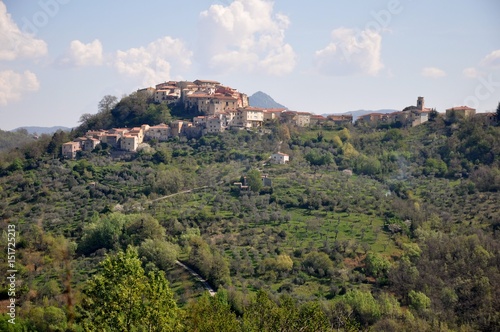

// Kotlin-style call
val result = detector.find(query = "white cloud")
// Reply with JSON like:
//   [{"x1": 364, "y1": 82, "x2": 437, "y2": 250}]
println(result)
[
  {"x1": 0, "y1": 70, "x2": 40, "y2": 105},
  {"x1": 421, "y1": 67, "x2": 446, "y2": 79},
  {"x1": 314, "y1": 27, "x2": 383, "y2": 76},
  {"x1": 0, "y1": 2, "x2": 47, "y2": 61},
  {"x1": 198, "y1": 0, "x2": 296, "y2": 75},
  {"x1": 59, "y1": 39, "x2": 103, "y2": 67},
  {"x1": 114, "y1": 36, "x2": 192, "y2": 86},
  {"x1": 480, "y1": 49, "x2": 500, "y2": 69},
  {"x1": 463, "y1": 67, "x2": 480, "y2": 79}
]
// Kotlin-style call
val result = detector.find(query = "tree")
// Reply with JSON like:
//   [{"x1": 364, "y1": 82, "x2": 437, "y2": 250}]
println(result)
[
  {"x1": 79, "y1": 247, "x2": 180, "y2": 331},
  {"x1": 77, "y1": 213, "x2": 126, "y2": 255},
  {"x1": 123, "y1": 214, "x2": 166, "y2": 246},
  {"x1": 138, "y1": 238, "x2": 179, "y2": 270},
  {"x1": 183, "y1": 291, "x2": 240, "y2": 332},
  {"x1": 98, "y1": 95, "x2": 118, "y2": 114},
  {"x1": 496, "y1": 101, "x2": 500, "y2": 124},
  {"x1": 408, "y1": 290, "x2": 431, "y2": 313},
  {"x1": 365, "y1": 253, "x2": 391, "y2": 279},
  {"x1": 247, "y1": 169, "x2": 262, "y2": 193}
]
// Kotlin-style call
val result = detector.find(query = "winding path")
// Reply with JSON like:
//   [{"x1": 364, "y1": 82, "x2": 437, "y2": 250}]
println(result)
[
  {"x1": 175, "y1": 260, "x2": 216, "y2": 296},
  {"x1": 150, "y1": 186, "x2": 209, "y2": 203}
]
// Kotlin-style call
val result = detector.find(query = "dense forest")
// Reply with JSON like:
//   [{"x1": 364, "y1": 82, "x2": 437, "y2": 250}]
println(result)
[{"x1": 0, "y1": 96, "x2": 499, "y2": 331}]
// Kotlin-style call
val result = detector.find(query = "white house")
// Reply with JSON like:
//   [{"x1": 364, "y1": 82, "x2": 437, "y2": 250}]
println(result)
[
  {"x1": 120, "y1": 135, "x2": 138, "y2": 152},
  {"x1": 271, "y1": 152, "x2": 289, "y2": 164}
]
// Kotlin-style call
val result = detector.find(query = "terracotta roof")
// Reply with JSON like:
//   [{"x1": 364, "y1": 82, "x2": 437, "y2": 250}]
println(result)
[{"x1": 446, "y1": 106, "x2": 476, "y2": 111}]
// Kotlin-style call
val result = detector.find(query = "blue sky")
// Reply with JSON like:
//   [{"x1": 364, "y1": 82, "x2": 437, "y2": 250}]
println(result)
[{"x1": 1, "y1": 0, "x2": 499, "y2": 130}]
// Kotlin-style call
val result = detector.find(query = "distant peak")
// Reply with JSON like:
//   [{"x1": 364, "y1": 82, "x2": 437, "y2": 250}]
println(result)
[{"x1": 249, "y1": 91, "x2": 287, "y2": 109}]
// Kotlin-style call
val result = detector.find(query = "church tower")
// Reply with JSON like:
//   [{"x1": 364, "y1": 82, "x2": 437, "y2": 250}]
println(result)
[{"x1": 417, "y1": 96, "x2": 424, "y2": 110}]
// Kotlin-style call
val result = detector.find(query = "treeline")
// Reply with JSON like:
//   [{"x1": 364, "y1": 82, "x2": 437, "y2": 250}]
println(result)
[
  {"x1": 1, "y1": 247, "x2": 474, "y2": 332},
  {"x1": 0, "y1": 129, "x2": 34, "y2": 153}
]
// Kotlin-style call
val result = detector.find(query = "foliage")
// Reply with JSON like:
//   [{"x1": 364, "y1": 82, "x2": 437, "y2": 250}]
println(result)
[
  {"x1": 246, "y1": 169, "x2": 263, "y2": 193},
  {"x1": 78, "y1": 247, "x2": 180, "y2": 331}
]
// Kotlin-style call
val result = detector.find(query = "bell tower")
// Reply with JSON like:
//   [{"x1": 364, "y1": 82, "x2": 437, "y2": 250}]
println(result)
[{"x1": 417, "y1": 96, "x2": 424, "y2": 110}]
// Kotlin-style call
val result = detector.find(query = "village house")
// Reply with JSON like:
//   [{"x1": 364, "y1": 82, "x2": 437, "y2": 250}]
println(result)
[
  {"x1": 281, "y1": 111, "x2": 297, "y2": 124},
  {"x1": 327, "y1": 114, "x2": 353, "y2": 126},
  {"x1": 120, "y1": 135, "x2": 138, "y2": 152},
  {"x1": 357, "y1": 113, "x2": 389, "y2": 126},
  {"x1": 310, "y1": 115, "x2": 327, "y2": 126},
  {"x1": 62, "y1": 141, "x2": 81, "y2": 159},
  {"x1": 205, "y1": 116, "x2": 225, "y2": 133},
  {"x1": 137, "y1": 87, "x2": 156, "y2": 97},
  {"x1": 234, "y1": 107, "x2": 265, "y2": 128},
  {"x1": 295, "y1": 112, "x2": 312, "y2": 127},
  {"x1": 263, "y1": 108, "x2": 286, "y2": 122},
  {"x1": 101, "y1": 134, "x2": 120, "y2": 148},
  {"x1": 446, "y1": 106, "x2": 476, "y2": 119},
  {"x1": 475, "y1": 112, "x2": 496, "y2": 125},
  {"x1": 271, "y1": 152, "x2": 289, "y2": 164},
  {"x1": 145, "y1": 123, "x2": 170, "y2": 141}
]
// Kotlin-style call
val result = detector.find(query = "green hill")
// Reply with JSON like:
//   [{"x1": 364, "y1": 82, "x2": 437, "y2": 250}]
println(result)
[{"x1": 0, "y1": 95, "x2": 499, "y2": 330}]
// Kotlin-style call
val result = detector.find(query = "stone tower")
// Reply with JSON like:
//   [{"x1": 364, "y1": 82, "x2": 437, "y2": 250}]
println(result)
[{"x1": 417, "y1": 96, "x2": 424, "y2": 110}]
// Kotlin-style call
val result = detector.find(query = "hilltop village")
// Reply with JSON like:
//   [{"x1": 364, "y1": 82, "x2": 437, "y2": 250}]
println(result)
[{"x1": 62, "y1": 79, "x2": 496, "y2": 158}]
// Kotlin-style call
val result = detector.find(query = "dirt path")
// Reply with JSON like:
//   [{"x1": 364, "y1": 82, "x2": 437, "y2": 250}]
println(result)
[
  {"x1": 150, "y1": 186, "x2": 209, "y2": 203},
  {"x1": 175, "y1": 260, "x2": 216, "y2": 296}
]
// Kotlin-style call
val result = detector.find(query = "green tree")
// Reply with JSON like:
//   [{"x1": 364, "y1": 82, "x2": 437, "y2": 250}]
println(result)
[
  {"x1": 79, "y1": 247, "x2": 180, "y2": 332},
  {"x1": 138, "y1": 238, "x2": 179, "y2": 270},
  {"x1": 247, "y1": 169, "x2": 263, "y2": 193},
  {"x1": 408, "y1": 290, "x2": 431, "y2": 313},
  {"x1": 303, "y1": 251, "x2": 334, "y2": 277},
  {"x1": 365, "y1": 253, "x2": 391, "y2": 279},
  {"x1": 343, "y1": 289, "x2": 381, "y2": 326},
  {"x1": 123, "y1": 214, "x2": 166, "y2": 246},
  {"x1": 29, "y1": 306, "x2": 67, "y2": 332},
  {"x1": 77, "y1": 212, "x2": 126, "y2": 255},
  {"x1": 183, "y1": 291, "x2": 240, "y2": 332}
]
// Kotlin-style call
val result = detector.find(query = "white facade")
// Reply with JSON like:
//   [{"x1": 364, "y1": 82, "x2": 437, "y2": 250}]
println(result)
[
  {"x1": 62, "y1": 142, "x2": 81, "y2": 159},
  {"x1": 271, "y1": 153, "x2": 289, "y2": 164},
  {"x1": 121, "y1": 135, "x2": 138, "y2": 151}
]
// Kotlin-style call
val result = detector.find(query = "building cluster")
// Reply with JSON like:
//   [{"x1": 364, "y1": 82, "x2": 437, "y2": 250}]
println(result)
[
  {"x1": 61, "y1": 121, "x2": 198, "y2": 159},
  {"x1": 138, "y1": 79, "x2": 354, "y2": 133},
  {"x1": 63, "y1": 80, "x2": 496, "y2": 159},
  {"x1": 445, "y1": 106, "x2": 496, "y2": 125},
  {"x1": 356, "y1": 97, "x2": 433, "y2": 127},
  {"x1": 356, "y1": 96, "x2": 496, "y2": 127}
]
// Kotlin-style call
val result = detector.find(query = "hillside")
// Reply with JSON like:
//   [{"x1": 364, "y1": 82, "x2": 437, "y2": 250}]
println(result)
[
  {"x1": 249, "y1": 91, "x2": 287, "y2": 109},
  {"x1": 0, "y1": 94, "x2": 499, "y2": 330}
]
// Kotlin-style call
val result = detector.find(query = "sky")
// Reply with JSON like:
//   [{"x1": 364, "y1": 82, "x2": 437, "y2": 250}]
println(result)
[{"x1": 1, "y1": 0, "x2": 499, "y2": 130}]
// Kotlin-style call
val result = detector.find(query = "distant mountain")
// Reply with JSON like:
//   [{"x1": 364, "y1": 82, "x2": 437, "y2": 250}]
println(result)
[
  {"x1": 249, "y1": 91, "x2": 287, "y2": 109},
  {"x1": 11, "y1": 126, "x2": 72, "y2": 135},
  {"x1": 323, "y1": 109, "x2": 398, "y2": 122}
]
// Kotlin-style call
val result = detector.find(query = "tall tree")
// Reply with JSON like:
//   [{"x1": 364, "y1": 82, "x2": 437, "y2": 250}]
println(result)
[
  {"x1": 78, "y1": 247, "x2": 180, "y2": 332},
  {"x1": 98, "y1": 95, "x2": 118, "y2": 114}
]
